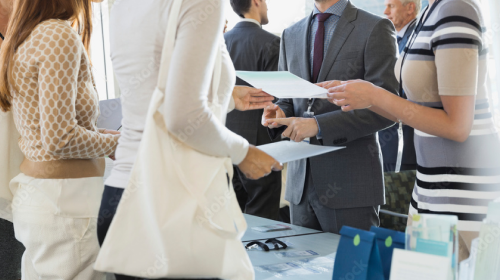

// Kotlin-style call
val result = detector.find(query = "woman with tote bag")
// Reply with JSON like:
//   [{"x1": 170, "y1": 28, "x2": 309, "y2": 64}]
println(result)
[
  {"x1": 0, "y1": 0, "x2": 121, "y2": 278},
  {"x1": 95, "y1": 0, "x2": 282, "y2": 279}
]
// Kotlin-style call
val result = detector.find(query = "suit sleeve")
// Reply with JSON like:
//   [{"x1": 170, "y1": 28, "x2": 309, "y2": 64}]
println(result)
[
  {"x1": 315, "y1": 18, "x2": 398, "y2": 146},
  {"x1": 268, "y1": 29, "x2": 295, "y2": 140},
  {"x1": 264, "y1": 36, "x2": 281, "y2": 71}
]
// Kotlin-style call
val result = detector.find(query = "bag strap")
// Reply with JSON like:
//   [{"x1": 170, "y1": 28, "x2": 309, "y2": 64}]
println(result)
[
  {"x1": 157, "y1": 0, "x2": 222, "y2": 106},
  {"x1": 211, "y1": 44, "x2": 222, "y2": 106},
  {"x1": 156, "y1": 0, "x2": 184, "y2": 92}
]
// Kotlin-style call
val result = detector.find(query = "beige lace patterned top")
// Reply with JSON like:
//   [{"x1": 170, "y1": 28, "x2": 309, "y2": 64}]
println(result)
[{"x1": 10, "y1": 19, "x2": 119, "y2": 178}]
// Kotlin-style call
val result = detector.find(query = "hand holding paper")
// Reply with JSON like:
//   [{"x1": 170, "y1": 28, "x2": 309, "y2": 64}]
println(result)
[
  {"x1": 238, "y1": 145, "x2": 283, "y2": 180},
  {"x1": 232, "y1": 86, "x2": 275, "y2": 111},
  {"x1": 316, "y1": 80, "x2": 343, "y2": 90},
  {"x1": 267, "y1": 118, "x2": 319, "y2": 143},
  {"x1": 326, "y1": 80, "x2": 377, "y2": 111}
]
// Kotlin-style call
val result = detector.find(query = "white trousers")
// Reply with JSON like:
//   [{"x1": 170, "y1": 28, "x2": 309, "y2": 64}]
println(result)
[{"x1": 10, "y1": 174, "x2": 105, "y2": 280}]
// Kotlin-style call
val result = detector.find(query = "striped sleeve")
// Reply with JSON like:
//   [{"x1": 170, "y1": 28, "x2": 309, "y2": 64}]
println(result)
[{"x1": 433, "y1": 1, "x2": 483, "y2": 96}]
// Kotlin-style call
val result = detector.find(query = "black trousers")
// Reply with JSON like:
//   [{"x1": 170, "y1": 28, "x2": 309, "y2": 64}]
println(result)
[
  {"x1": 0, "y1": 219, "x2": 24, "y2": 279},
  {"x1": 383, "y1": 163, "x2": 417, "y2": 173},
  {"x1": 233, "y1": 167, "x2": 282, "y2": 220},
  {"x1": 97, "y1": 185, "x2": 218, "y2": 280},
  {"x1": 232, "y1": 124, "x2": 282, "y2": 221}
]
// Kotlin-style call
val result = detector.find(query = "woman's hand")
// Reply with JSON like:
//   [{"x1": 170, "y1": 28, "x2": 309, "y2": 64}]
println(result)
[
  {"x1": 316, "y1": 80, "x2": 342, "y2": 90},
  {"x1": 326, "y1": 80, "x2": 378, "y2": 111},
  {"x1": 233, "y1": 86, "x2": 275, "y2": 111},
  {"x1": 99, "y1": 128, "x2": 121, "y2": 135},
  {"x1": 238, "y1": 145, "x2": 283, "y2": 180},
  {"x1": 261, "y1": 104, "x2": 287, "y2": 128},
  {"x1": 99, "y1": 129, "x2": 120, "y2": 160}
]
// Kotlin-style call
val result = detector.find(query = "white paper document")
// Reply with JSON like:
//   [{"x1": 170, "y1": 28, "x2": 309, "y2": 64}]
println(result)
[
  {"x1": 97, "y1": 98, "x2": 122, "y2": 130},
  {"x1": 390, "y1": 249, "x2": 451, "y2": 280},
  {"x1": 236, "y1": 71, "x2": 329, "y2": 99},
  {"x1": 257, "y1": 141, "x2": 344, "y2": 163}
]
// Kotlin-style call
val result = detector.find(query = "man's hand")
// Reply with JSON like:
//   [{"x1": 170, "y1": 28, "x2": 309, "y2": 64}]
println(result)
[
  {"x1": 233, "y1": 86, "x2": 275, "y2": 111},
  {"x1": 266, "y1": 117, "x2": 319, "y2": 142},
  {"x1": 261, "y1": 104, "x2": 287, "y2": 128}
]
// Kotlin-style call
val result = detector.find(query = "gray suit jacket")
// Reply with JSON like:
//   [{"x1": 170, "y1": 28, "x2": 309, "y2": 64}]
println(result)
[
  {"x1": 225, "y1": 22, "x2": 280, "y2": 145},
  {"x1": 270, "y1": 2, "x2": 399, "y2": 209}
]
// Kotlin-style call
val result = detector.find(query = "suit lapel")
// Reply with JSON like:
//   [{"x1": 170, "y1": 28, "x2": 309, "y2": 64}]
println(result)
[
  {"x1": 298, "y1": 12, "x2": 314, "y2": 82},
  {"x1": 399, "y1": 19, "x2": 417, "y2": 53},
  {"x1": 317, "y1": 3, "x2": 358, "y2": 82}
]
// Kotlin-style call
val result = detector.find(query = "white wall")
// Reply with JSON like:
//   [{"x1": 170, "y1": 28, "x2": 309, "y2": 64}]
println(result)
[{"x1": 224, "y1": 0, "x2": 306, "y2": 36}]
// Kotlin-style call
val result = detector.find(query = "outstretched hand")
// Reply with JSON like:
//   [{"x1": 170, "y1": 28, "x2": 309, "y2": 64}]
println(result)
[
  {"x1": 326, "y1": 80, "x2": 376, "y2": 111},
  {"x1": 233, "y1": 86, "x2": 275, "y2": 111}
]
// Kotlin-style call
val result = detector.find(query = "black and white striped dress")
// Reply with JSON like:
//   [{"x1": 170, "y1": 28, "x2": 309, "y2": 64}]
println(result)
[{"x1": 395, "y1": 0, "x2": 500, "y2": 232}]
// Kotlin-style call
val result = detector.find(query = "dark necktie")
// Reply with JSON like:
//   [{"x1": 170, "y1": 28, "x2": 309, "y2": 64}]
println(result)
[
  {"x1": 312, "y1": 13, "x2": 333, "y2": 83},
  {"x1": 397, "y1": 36, "x2": 402, "y2": 45}
]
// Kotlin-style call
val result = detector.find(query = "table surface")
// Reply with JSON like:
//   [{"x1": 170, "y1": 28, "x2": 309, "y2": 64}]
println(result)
[
  {"x1": 242, "y1": 214, "x2": 321, "y2": 242},
  {"x1": 243, "y1": 214, "x2": 340, "y2": 280},
  {"x1": 245, "y1": 233, "x2": 340, "y2": 280}
]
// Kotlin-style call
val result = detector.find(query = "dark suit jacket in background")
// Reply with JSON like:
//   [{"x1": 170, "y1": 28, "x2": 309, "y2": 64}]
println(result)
[
  {"x1": 224, "y1": 22, "x2": 280, "y2": 145},
  {"x1": 224, "y1": 21, "x2": 282, "y2": 220},
  {"x1": 270, "y1": 2, "x2": 399, "y2": 210},
  {"x1": 379, "y1": 19, "x2": 417, "y2": 172}
]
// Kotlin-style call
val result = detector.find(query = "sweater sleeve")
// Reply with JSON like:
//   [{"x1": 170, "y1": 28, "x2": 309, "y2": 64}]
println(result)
[
  {"x1": 161, "y1": 0, "x2": 249, "y2": 165},
  {"x1": 37, "y1": 23, "x2": 119, "y2": 159}
]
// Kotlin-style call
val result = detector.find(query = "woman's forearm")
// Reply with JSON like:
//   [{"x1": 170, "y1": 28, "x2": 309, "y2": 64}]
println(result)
[{"x1": 370, "y1": 87, "x2": 474, "y2": 142}]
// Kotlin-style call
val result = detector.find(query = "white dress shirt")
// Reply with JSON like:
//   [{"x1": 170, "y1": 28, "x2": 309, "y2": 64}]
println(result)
[
  {"x1": 397, "y1": 18, "x2": 417, "y2": 38},
  {"x1": 240, "y1": 18, "x2": 261, "y2": 27}
]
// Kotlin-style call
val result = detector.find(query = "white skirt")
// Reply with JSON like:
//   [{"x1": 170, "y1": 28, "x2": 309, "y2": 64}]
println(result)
[{"x1": 10, "y1": 173, "x2": 105, "y2": 280}]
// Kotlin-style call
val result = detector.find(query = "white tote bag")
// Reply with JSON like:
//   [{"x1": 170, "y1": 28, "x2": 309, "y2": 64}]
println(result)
[
  {"x1": 94, "y1": 0, "x2": 254, "y2": 279},
  {"x1": 0, "y1": 110, "x2": 24, "y2": 222}
]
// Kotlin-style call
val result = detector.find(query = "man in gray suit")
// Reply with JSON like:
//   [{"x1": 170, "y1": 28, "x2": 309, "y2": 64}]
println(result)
[
  {"x1": 225, "y1": 0, "x2": 282, "y2": 220},
  {"x1": 262, "y1": 0, "x2": 399, "y2": 233}
]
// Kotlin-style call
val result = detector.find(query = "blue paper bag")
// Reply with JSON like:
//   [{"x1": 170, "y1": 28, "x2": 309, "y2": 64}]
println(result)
[
  {"x1": 332, "y1": 226, "x2": 384, "y2": 280},
  {"x1": 370, "y1": 226, "x2": 405, "y2": 280}
]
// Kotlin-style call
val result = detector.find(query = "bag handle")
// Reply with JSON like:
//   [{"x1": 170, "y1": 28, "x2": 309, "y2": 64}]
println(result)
[
  {"x1": 157, "y1": 0, "x2": 222, "y2": 106},
  {"x1": 156, "y1": 0, "x2": 184, "y2": 91}
]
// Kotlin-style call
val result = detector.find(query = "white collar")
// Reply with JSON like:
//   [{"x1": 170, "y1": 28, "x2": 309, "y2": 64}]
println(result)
[
  {"x1": 397, "y1": 18, "x2": 416, "y2": 38},
  {"x1": 240, "y1": 18, "x2": 261, "y2": 28}
]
